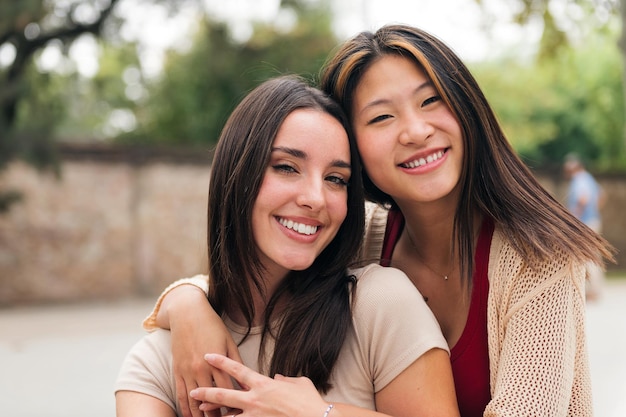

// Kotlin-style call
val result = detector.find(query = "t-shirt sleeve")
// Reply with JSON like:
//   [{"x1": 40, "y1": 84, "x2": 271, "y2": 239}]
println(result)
[
  {"x1": 351, "y1": 264, "x2": 449, "y2": 392},
  {"x1": 114, "y1": 329, "x2": 177, "y2": 412},
  {"x1": 142, "y1": 275, "x2": 209, "y2": 331}
]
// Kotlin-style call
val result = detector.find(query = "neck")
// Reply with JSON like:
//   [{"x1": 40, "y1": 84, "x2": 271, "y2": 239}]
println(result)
[
  {"x1": 395, "y1": 200, "x2": 482, "y2": 279},
  {"x1": 397, "y1": 200, "x2": 456, "y2": 261},
  {"x1": 403, "y1": 226, "x2": 455, "y2": 279}
]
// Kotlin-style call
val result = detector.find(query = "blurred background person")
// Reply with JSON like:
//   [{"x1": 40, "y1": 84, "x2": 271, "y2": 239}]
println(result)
[{"x1": 563, "y1": 152, "x2": 606, "y2": 301}]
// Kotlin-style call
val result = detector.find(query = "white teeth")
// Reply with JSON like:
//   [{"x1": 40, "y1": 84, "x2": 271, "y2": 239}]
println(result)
[
  {"x1": 278, "y1": 218, "x2": 318, "y2": 235},
  {"x1": 403, "y1": 150, "x2": 444, "y2": 168}
]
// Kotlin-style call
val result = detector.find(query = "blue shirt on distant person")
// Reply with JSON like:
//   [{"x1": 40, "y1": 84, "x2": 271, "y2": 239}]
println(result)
[{"x1": 567, "y1": 170, "x2": 601, "y2": 225}]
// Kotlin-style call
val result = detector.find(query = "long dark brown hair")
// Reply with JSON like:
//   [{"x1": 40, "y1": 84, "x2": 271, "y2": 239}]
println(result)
[
  {"x1": 207, "y1": 75, "x2": 365, "y2": 392},
  {"x1": 320, "y1": 24, "x2": 614, "y2": 283}
]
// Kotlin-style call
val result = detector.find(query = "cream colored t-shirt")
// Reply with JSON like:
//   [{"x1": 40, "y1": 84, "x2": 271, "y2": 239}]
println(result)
[{"x1": 115, "y1": 264, "x2": 448, "y2": 412}]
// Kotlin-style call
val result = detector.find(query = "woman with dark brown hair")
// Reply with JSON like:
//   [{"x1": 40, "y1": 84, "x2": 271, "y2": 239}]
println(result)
[
  {"x1": 114, "y1": 74, "x2": 458, "y2": 417},
  {"x1": 143, "y1": 25, "x2": 614, "y2": 417}
]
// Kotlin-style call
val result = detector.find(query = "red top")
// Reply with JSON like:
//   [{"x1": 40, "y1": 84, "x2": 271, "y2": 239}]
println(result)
[{"x1": 381, "y1": 208, "x2": 493, "y2": 416}]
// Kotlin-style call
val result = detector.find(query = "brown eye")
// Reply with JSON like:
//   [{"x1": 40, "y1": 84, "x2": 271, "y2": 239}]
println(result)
[
  {"x1": 368, "y1": 114, "x2": 392, "y2": 125},
  {"x1": 422, "y1": 95, "x2": 441, "y2": 107},
  {"x1": 326, "y1": 175, "x2": 349, "y2": 187},
  {"x1": 272, "y1": 164, "x2": 297, "y2": 174}
]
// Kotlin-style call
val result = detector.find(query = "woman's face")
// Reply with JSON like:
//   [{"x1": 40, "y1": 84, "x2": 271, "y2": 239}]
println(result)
[
  {"x1": 252, "y1": 108, "x2": 351, "y2": 280},
  {"x1": 351, "y1": 55, "x2": 464, "y2": 207}
]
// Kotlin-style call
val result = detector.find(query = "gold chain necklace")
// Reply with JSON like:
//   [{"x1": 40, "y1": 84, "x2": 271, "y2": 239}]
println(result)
[
  {"x1": 417, "y1": 257, "x2": 453, "y2": 280},
  {"x1": 406, "y1": 232, "x2": 453, "y2": 281}
]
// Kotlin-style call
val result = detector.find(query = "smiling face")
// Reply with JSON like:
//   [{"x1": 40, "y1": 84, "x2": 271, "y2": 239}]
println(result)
[
  {"x1": 351, "y1": 55, "x2": 464, "y2": 208},
  {"x1": 252, "y1": 108, "x2": 351, "y2": 281}
]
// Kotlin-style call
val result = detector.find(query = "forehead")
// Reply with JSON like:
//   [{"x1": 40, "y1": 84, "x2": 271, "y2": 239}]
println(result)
[
  {"x1": 360, "y1": 55, "x2": 427, "y2": 90},
  {"x1": 351, "y1": 55, "x2": 431, "y2": 116},
  {"x1": 273, "y1": 108, "x2": 350, "y2": 160}
]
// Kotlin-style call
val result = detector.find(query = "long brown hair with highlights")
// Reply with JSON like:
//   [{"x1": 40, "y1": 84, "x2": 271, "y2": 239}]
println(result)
[{"x1": 320, "y1": 24, "x2": 614, "y2": 284}]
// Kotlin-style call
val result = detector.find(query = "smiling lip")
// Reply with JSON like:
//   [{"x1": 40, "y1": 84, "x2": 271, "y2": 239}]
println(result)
[
  {"x1": 399, "y1": 149, "x2": 447, "y2": 169},
  {"x1": 277, "y1": 217, "x2": 320, "y2": 236}
]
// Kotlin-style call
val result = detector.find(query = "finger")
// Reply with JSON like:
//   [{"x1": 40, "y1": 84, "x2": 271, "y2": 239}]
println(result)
[
  {"x1": 176, "y1": 375, "x2": 208, "y2": 417},
  {"x1": 196, "y1": 401, "x2": 223, "y2": 415},
  {"x1": 194, "y1": 371, "x2": 218, "y2": 397},
  {"x1": 187, "y1": 388, "x2": 206, "y2": 417},
  {"x1": 197, "y1": 395, "x2": 221, "y2": 417},
  {"x1": 226, "y1": 339, "x2": 244, "y2": 364},
  {"x1": 221, "y1": 343, "x2": 245, "y2": 389},
  {"x1": 198, "y1": 402, "x2": 241, "y2": 416},
  {"x1": 203, "y1": 408, "x2": 221, "y2": 417},
  {"x1": 175, "y1": 376, "x2": 193, "y2": 417},
  {"x1": 212, "y1": 367, "x2": 236, "y2": 391},
  {"x1": 204, "y1": 354, "x2": 261, "y2": 389},
  {"x1": 190, "y1": 387, "x2": 245, "y2": 410}
]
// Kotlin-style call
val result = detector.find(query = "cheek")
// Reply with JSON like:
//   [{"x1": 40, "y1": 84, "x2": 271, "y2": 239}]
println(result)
[
  {"x1": 329, "y1": 191, "x2": 349, "y2": 224},
  {"x1": 356, "y1": 139, "x2": 387, "y2": 183},
  {"x1": 355, "y1": 134, "x2": 379, "y2": 167}
]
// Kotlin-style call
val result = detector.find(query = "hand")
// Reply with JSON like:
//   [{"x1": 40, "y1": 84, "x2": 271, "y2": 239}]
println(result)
[
  {"x1": 190, "y1": 354, "x2": 328, "y2": 417},
  {"x1": 172, "y1": 326, "x2": 242, "y2": 417},
  {"x1": 161, "y1": 285, "x2": 243, "y2": 417}
]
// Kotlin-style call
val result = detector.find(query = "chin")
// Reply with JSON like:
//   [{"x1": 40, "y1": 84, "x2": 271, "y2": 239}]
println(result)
[{"x1": 284, "y1": 256, "x2": 318, "y2": 271}]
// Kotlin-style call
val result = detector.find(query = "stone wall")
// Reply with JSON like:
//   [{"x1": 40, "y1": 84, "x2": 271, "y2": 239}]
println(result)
[
  {"x1": 1, "y1": 146, "x2": 624, "y2": 305},
  {"x1": 0, "y1": 146, "x2": 211, "y2": 305}
]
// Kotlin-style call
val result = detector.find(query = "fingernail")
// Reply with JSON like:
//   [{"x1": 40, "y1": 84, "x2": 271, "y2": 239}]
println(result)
[{"x1": 189, "y1": 389, "x2": 198, "y2": 398}]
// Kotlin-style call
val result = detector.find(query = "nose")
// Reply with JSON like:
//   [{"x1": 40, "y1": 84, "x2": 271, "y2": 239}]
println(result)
[
  {"x1": 398, "y1": 110, "x2": 434, "y2": 145},
  {"x1": 296, "y1": 177, "x2": 325, "y2": 211}
]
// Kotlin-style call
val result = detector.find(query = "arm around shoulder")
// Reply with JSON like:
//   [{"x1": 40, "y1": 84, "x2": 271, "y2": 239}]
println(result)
[
  {"x1": 142, "y1": 275, "x2": 209, "y2": 331},
  {"x1": 139, "y1": 274, "x2": 243, "y2": 417}
]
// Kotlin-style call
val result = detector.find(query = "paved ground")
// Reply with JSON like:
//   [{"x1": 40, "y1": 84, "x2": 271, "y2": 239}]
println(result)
[{"x1": 1, "y1": 280, "x2": 625, "y2": 417}]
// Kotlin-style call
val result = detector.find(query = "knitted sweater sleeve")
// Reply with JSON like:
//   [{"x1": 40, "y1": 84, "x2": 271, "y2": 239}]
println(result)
[
  {"x1": 485, "y1": 229, "x2": 591, "y2": 416},
  {"x1": 360, "y1": 201, "x2": 388, "y2": 263},
  {"x1": 142, "y1": 275, "x2": 209, "y2": 331}
]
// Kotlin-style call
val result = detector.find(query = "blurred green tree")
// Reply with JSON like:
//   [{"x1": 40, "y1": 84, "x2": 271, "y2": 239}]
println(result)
[
  {"x1": 473, "y1": 29, "x2": 624, "y2": 169},
  {"x1": 0, "y1": 0, "x2": 122, "y2": 211},
  {"x1": 121, "y1": 1, "x2": 338, "y2": 145},
  {"x1": 474, "y1": 0, "x2": 619, "y2": 58},
  {"x1": 474, "y1": 0, "x2": 625, "y2": 165}
]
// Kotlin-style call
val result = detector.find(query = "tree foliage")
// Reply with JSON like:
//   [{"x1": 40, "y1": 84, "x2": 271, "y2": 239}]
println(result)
[
  {"x1": 120, "y1": 2, "x2": 338, "y2": 145},
  {"x1": 475, "y1": 0, "x2": 619, "y2": 58},
  {"x1": 0, "y1": 0, "x2": 122, "y2": 211},
  {"x1": 0, "y1": 0, "x2": 121, "y2": 144},
  {"x1": 476, "y1": 0, "x2": 626, "y2": 168},
  {"x1": 1, "y1": 0, "x2": 625, "y2": 216},
  {"x1": 473, "y1": 28, "x2": 624, "y2": 169}
]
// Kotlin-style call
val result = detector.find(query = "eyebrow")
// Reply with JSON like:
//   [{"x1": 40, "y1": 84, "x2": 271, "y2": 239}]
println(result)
[
  {"x1": 358, "y1": 80, "x2": 433, "y2": 115},
  {"x1": 272, "y1": 146, "x2": 351, "y2": 169}
]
